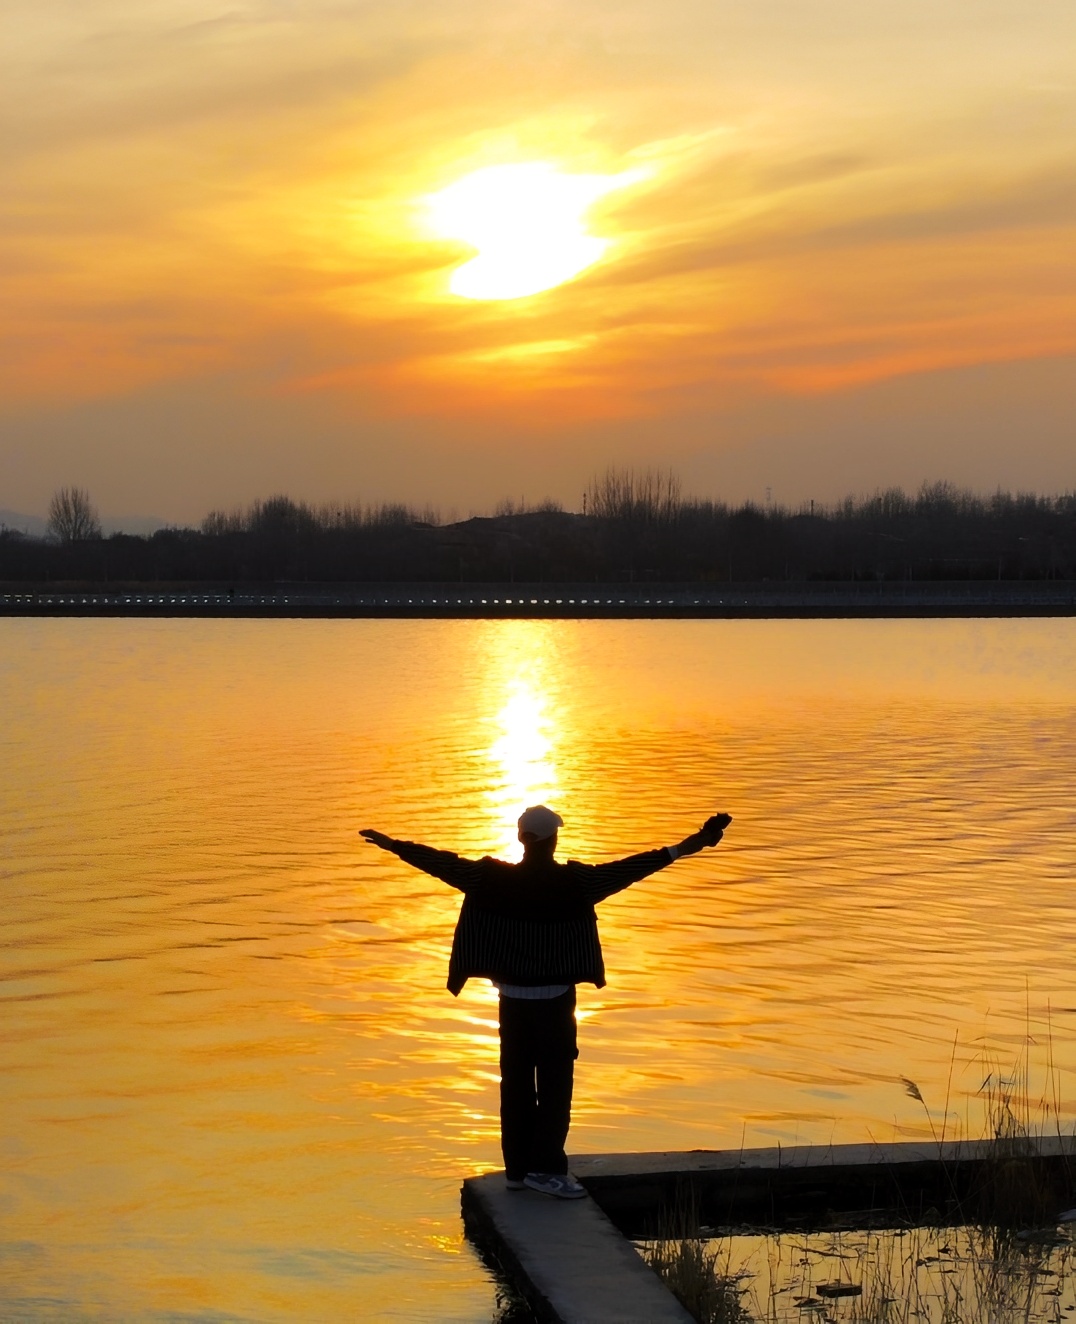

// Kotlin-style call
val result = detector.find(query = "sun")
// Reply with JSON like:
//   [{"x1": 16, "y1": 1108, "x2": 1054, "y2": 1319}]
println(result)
[{"x1": 426, "y1": 162, "x2": 643, "y2": 301}]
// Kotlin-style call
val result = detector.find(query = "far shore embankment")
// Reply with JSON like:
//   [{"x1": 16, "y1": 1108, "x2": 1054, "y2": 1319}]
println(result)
[{"x1": 3, "y1": 580, "x2": 1075, "y2": 618}]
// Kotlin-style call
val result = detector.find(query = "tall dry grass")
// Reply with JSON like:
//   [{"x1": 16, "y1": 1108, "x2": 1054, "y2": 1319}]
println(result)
[{"x1": 645, "y1": 1024, "x2": 1075, "y2": 1324}]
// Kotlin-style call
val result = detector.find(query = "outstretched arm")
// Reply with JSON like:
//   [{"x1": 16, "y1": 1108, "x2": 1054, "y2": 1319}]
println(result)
[
  {"x1": 576, "y1": 811, "x2": 732, "y2": 903},
  {"x1": 667, "y1": 812, "x2": 732, "y2": 860},
  {"x1": 359, "y1": 828, "x2": 485, "y2": 893},
  {"x1": 360, "y1": 829, "x2": 397, "y2": 851}
]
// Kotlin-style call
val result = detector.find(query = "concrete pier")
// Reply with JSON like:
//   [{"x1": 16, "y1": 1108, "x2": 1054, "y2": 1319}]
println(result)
[
  {"x1": 463, "y1": 1139, "x2": 1076, "y2": 1321},
  {"x1": 461, "y1": 1172, "x2": 693, "y2": 1324},
  {"x1": 573, "y1": 1138, "x2": 1076, "y2": 1236}
]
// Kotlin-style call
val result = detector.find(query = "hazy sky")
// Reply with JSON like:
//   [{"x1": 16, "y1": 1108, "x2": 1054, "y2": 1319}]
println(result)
[{"x1": 3, "y1": 1, "x2": 1075, "y2": 523}]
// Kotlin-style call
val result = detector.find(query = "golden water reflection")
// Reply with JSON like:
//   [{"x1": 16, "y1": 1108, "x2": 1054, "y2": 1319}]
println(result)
[
  {"x1": 482, "y1": 627, "x2": 561, "y2": 857},
  {"x1": 3, "y1": 618, "x2": 1076, "y2": 1321}
]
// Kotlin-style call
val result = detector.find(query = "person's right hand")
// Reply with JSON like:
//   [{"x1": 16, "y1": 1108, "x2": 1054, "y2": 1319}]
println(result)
[{"x1": 359, "y1": 828, "x2": 395, "y2": 850}]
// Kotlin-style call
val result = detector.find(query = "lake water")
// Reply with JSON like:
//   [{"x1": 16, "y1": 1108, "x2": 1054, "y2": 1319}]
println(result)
[
  {"x1": 3, "y1": 618, "x2": 1076, "y2": 1321},
  {"x1": 710, "y1": 1224, "x2": 1076, "y2": 1322}
]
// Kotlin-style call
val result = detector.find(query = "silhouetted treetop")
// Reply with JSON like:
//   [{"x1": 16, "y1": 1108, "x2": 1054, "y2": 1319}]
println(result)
[
  {"x1": 47, "y1": 487, "x2": 101, "y2": 542},
  {"x1": 5, "y1": 474, "x2": 1075, "y2": 587}
]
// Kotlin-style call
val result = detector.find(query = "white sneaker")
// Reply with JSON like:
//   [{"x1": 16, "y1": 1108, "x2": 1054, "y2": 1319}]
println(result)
[{"x1": 523, "y1": 1172, "x2": 587, "y2": 1199}]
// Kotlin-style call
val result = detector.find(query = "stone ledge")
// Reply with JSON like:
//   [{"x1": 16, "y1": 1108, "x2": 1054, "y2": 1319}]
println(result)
[
  {"x1": 573, "y1": 1139, "x2": 1076, "y2": 1237},
  {"x1": 462, "y1": 1140, "x2": 1076, "y2": 1320},
  {"x1": 461, "y1": 1171, "x2": 693, "y2": 1324}
]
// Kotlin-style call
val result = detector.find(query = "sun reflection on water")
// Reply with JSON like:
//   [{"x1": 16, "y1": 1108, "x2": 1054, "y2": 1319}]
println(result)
[{"x1": 482, "y1": 628, "x2": 562, "y2": 857}]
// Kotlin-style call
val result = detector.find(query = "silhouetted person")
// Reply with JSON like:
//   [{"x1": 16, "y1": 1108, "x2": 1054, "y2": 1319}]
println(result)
[{"x1": 360, "y1": 806, "x2": 731, "y2": 1198}]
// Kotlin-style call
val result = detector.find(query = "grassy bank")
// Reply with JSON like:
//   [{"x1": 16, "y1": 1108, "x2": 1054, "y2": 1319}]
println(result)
[{"x1": 643, "y1": 1037, "x2": 1076, "y2": 1323}]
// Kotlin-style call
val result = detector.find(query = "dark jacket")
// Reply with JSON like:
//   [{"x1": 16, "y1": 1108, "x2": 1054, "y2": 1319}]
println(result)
[{"x1": 388, "y1": 840, "x2": 675, "y2": 994}]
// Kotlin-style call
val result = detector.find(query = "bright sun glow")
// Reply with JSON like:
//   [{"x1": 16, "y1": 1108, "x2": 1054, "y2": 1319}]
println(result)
[
  {"x1": 487, "y1": 677, "x2": 559, "y2": 857},
  {"x1": 426, "y1": 162, "x2": 644, "y2": 301}
]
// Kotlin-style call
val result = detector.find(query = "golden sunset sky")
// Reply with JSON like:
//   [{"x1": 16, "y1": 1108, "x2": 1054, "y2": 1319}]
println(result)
[{"x1": 3, "y1": 1, "x2": 1075, "y2": 522}]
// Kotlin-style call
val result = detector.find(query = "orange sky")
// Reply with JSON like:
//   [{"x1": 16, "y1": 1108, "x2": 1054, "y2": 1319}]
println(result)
[{"x1": 3, "y1": 1, "x2": 1075, "y2": 523}]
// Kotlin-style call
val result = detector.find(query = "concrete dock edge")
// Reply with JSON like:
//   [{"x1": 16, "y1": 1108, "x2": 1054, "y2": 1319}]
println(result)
[
  {"x1": 462, "y1": 1140, "x2": 1075, "y2": 1321},
  {"x1": 461, "y1": 1172, "x2": 694, "y2": 1324}
]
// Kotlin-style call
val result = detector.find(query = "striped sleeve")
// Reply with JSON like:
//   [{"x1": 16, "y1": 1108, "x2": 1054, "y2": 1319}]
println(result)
[
  {"x1": 387, "y1": 840, "x2": 488, "y2": 893},
  {"x1": 569, "y1": 847, "x2": 676, "y2": 905}
]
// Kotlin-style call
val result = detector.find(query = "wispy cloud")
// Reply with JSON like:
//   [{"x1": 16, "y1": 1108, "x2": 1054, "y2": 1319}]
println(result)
[{"x1": 3, "y1": 0, "x2": 1076, "y2": 513}]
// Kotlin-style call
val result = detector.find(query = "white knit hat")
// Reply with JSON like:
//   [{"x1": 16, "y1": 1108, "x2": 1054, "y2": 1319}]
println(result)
[{"x1": 517, "y1": 805, "x2": 564, "y2": 840}]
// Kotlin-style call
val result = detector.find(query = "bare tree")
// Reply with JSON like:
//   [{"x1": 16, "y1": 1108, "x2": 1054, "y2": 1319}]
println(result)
[
  {"x1": 47, "y1": 486, "x2": 102, "y2": 541},
  {"x1": 585, "y1": 467, "x2": 683, "y2": 524}
]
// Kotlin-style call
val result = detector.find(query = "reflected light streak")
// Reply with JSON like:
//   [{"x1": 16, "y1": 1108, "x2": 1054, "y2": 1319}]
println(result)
[
  {"x1": 481, "y1": 632, "x2": 558, "y2": 857},
  {"x1": 487, "y1": 676, "x2": 560, "y2": 859}
]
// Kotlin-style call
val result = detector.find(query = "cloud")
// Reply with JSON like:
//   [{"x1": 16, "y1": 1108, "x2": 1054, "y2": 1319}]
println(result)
[{"x1": 4, "y1": 0, "x2": 1076, "y2": 513}]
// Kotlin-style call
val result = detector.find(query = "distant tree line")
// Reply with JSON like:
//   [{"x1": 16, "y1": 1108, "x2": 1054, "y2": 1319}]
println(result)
[{"x1": 3, "y1": 472, "x2": 1075, "y2": 586}]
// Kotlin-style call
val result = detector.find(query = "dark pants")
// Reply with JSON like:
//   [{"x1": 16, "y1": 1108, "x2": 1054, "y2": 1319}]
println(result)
[{"x1": 498, "y1": 987, "x2": 578, "y2": 1181}]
